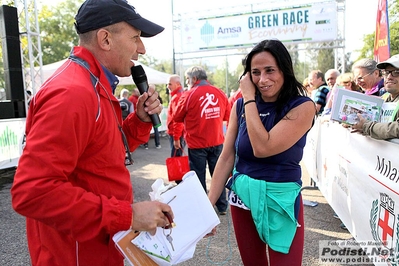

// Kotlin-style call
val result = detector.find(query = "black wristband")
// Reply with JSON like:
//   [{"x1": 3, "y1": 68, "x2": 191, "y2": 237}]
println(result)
[{"x1": 244, "y1": 99, "x2": 256, "y2": 106}]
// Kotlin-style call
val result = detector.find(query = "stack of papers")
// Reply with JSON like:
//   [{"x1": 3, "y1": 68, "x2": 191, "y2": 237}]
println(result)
[{"x1": 113, "y1": 171, "x2": 220, "y2": 265}]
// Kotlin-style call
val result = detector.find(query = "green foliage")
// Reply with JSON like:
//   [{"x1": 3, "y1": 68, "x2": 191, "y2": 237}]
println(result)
[
  {"x1": 356, "y1": 23, "x2": 399, "y2": 62},
  {"x1": 209, "y1": 59, "x2": 240, "y2": 96},
  {"x1": 390, "y1": 21, "x2": 399, "y2": 55},
  {"x1": 294, "y1": 60, "x2": 311, "y2": 85},
  {"x1": 38, "y1": 0, "x2": 79, "y2": 65},
  {"x1": 133, "y1": 55, "x2": 173, "y2": 104},
  {"x1": 355, "y1": 0, "x2": 399, "y2": 61},
  {"x1": 292, "y1": 45, "x2": 311, "y2": 83},
  {"x1": 154, "y1": 59, "x2": 173, "y2": 105},
  {"x1": 317, "y1": 48, "x2": 335, "y2": 74},
  {"x1": 357, "y1": 33, "x2": 375, "y2": 60}
]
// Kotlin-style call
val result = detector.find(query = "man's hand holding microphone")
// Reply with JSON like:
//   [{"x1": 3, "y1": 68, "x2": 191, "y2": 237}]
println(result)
[{"x1": 131, "y1": 65, "x2": 162, "y2": 127}]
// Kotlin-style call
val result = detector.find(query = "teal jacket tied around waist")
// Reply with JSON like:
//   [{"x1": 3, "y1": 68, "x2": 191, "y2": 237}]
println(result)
[{"x1": 231, "y1": 173, "x2": 301, "y2": 254}]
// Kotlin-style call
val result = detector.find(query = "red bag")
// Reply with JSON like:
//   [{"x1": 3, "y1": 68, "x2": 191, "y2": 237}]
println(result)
[{"x1": 165, "y1": 150, "x2": 190, "y2": 181}]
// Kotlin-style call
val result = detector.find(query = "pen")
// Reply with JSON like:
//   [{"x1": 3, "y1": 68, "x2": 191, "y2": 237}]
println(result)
[
  {"x1": 163, "y1": 196, "x2": 176, "y2": 229},
  {"x1": 166, "y1": 195, "x2": 176, "y2": 204}
]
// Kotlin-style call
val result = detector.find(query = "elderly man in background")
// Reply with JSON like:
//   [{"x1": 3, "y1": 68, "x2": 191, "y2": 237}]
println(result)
[
  {"x1": 352, "y1": 54, "x2": 399, "y2": 139},
  {"x1": 167, "y1": 74, "x2": 186, "y2": 156},
  {"x1": 324, "y1": 69, "x2": 340, "y2": 89}
]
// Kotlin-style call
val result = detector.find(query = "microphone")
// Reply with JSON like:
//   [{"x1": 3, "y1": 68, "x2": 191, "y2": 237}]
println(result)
[{"x1": 131, "y1": 65, "x2": 162, "y2": 128}]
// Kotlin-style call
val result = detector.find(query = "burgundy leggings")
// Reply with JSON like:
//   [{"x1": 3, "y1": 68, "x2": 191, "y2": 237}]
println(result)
[{"x1": 230, "y1": 196, "x2": 304, "y2": 265}]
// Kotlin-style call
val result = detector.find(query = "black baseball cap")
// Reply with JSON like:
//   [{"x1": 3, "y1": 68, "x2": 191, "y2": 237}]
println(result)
[{"x1": 74, "y1": 0, "x2": 164, "y2": 37}]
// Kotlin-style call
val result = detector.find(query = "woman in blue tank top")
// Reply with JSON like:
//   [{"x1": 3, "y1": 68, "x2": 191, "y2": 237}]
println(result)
[{"x1": 208, "y1": 39, "x2": 316, "y2": 265}]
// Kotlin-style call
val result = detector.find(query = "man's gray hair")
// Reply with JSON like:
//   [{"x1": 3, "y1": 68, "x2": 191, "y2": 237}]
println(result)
[
  {"x1": 185, "y1": 66, "x2": 207, "y2": 80},
  {"x1": 352, "y1": 58, "x2": 377, "y2": 73},
  {"x1": 325, "y1": 69, "x2": 340, "y2": 79}
]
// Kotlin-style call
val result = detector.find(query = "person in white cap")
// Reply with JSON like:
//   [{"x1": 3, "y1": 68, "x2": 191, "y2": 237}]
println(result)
[
  {"x1": 352, "y1": 54, "x2": 399, "y2": 139},
  {"x1": 11, "y1": 0, "x2": 173, "y2": 265}
]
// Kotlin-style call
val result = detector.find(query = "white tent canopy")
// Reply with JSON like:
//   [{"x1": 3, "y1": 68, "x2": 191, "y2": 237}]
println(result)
[
  {"x1": 32, "y1": 59, "x2": 170, "y2": 87},
  {"x1": 118, "y1": 61, "x2": 170, "y2": 85}
]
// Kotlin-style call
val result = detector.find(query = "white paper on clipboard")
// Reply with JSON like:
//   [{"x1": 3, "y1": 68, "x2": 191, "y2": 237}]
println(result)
[{"x1": 132, "y1": 170, "x2": 221, "y2": 265}]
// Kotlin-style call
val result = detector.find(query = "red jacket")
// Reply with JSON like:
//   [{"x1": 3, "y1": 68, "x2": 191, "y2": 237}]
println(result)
[
  {"x1": 166, "y1": 86, "x2": 184, "y2": 140},
  {"x1": 11, "y1": 46, "x2": 152, "y2": 266},
  {"x1": 174, "y1": 80, "x2": 230, "y2": 149},
  {"x1": 128, "y1": 94, "x2": 138, "y2": 109},
  {"x1": 228, "y1": 89, "x2": 242, "y2": 109}
]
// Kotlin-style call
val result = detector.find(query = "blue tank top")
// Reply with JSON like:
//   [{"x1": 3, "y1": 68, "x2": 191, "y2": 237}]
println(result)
[{"x1": 234, "y1": 96, "x2": 313, "y2": 183}]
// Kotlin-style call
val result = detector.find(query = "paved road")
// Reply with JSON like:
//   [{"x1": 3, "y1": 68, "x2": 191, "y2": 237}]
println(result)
[{"x1": 1, "y1": 134, "x2": 368, "y2": 265}]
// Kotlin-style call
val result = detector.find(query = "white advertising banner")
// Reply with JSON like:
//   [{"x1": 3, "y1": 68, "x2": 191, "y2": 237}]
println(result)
[
  {"x1": 304, "y1": 119, "x2": 399, "y2": 265},
  {"x1": 0, "y1": 118, "x2": 25, "y2": 169},
  {"x1": 180, "y1": 1, "x2": 338, "y2": 53}
]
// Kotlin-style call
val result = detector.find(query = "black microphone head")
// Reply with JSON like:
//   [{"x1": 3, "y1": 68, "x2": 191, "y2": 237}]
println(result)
[{"x1": 131, "y1": 65, "x2": 147, "y2": 84}]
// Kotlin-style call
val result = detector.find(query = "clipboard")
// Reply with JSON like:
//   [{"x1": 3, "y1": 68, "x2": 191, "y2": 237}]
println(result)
[
  {"x1": 113, "y1": 230, "x2": 158, "y2": 266},
  {"x1": 113, "y1": 171, "x2": 220, "y2": 266}
]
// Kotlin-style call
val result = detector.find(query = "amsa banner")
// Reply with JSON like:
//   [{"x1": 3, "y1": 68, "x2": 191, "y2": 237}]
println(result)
[
  {"x1": 179, "y1": 1, "x2": 338, "y2": 53},
  {"x1": 303, "y1": 119, "x2": 399, "y2": 265}
]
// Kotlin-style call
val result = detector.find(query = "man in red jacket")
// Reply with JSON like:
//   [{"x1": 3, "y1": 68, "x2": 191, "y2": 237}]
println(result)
[
  {"x1": 11, "y1": 0, "x2": 173, "y2": 265},
  {"x1": 174, "y1": 66, "x2": 230, "y2": 215},
  {"x1": 167, "y1": 74, "x2": 186, "y2": 157}
]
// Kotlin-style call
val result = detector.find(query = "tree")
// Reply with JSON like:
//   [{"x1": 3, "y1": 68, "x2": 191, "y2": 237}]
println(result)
[
  {"x1": 210, "y1": 59, "x2": 240, "y2": 96},
  {"x1": 290, "y1": 44, "x2": 313, "y2": 83},
  {"x1": 135, "y1": 54, "x2": 173, "y2": 104},
  {"x1": 294, "y1": 58, "x2": 312, "y2": 85},
  {"x1": 357, "y1": 33, "x2": 375, "y2": 60},
  {"x1": 356, "y1": 0, "x2": 399, "y2": 61},
  {"x1": 317, "y1": 48, "x2": 335, "y2": 74},
  {"x1": 38, "y1": 0, "x2": 79, "y2": 65}
]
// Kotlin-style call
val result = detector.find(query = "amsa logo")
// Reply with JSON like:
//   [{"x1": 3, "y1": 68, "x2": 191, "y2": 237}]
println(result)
[{"x1": 217, "y1": 26, "x2": 242, "y2": 35}]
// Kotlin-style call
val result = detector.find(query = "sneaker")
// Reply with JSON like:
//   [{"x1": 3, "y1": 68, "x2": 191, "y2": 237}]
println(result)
[
  {"x1": 219, "y1": 211, "x2": 227, "y2": 216},
  {"x1": 144, "y1": 144, "x2": 148, "y2": 150},
  {"x1": 156, "y1": 145, "x2": 161, "y2": 149},
  {"x1": 333, "y1": 212, "x2": 339, "y2": 219}
]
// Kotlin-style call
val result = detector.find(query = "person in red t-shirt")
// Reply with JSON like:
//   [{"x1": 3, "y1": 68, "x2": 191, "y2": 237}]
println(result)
[
  {"x1": 174, "y1": 66, "x2": 230, "y2": 215},
  {"x1": 167, "y1": 74, "x2": 186, "y2": 157},
  {"x1": 228, "y1": 88, "x2": 242, "y2": 110},
  {"x1": 226, "y1": 88, "x2": 242, "y2": 128},
  {"x1": 128, "y1": 88, "x2": 140, "y2": 109}
]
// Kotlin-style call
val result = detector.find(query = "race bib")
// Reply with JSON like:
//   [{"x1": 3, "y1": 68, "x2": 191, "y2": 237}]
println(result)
[{"x1": 228, "y1": 190, "x2": 250, "y2": 210}]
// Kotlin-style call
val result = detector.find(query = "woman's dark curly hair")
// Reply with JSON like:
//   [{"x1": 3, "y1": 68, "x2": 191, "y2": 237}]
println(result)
[{"x1": 242, "y1": 39, "x2": 307, "y2": 115}]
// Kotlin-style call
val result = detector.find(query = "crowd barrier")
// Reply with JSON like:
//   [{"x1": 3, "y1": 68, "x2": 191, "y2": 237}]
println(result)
[{"x1": 303, "y1": 118, "x2": 399, "y2": 264}]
